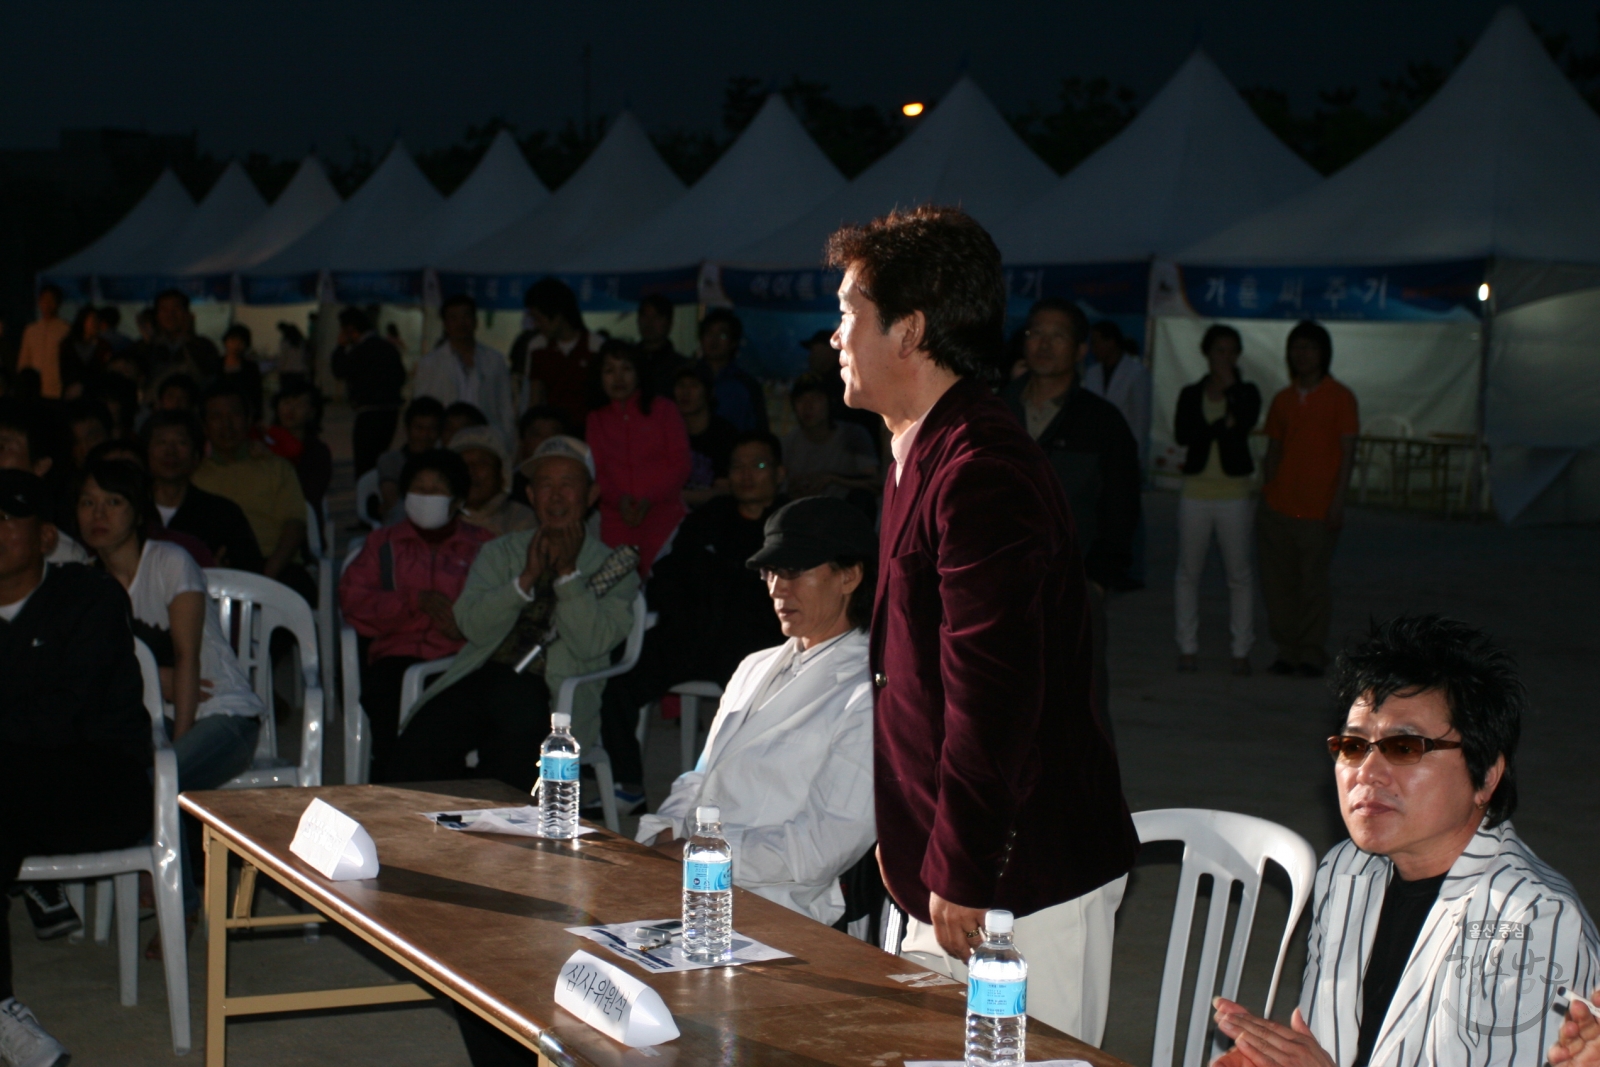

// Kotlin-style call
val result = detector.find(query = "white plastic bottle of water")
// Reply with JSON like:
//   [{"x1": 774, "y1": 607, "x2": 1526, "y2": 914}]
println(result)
[
  {"x1": 680, "y1": 805, "x2": 733, "y2": 963},
  {"x1": 537, "y1": 712, "x2": 580, "y2": 839},
  {"x1": 965, "y1": 909, "x2": 1027, "y2": 1067}
]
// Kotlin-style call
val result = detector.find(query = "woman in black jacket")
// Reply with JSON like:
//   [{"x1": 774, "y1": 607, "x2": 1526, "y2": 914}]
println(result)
[{"x1": 1173, "y1": 325, "x2": 1261, "y2": 675}]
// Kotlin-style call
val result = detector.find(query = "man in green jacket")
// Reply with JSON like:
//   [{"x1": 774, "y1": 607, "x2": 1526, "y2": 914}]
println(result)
[{"x1": 390, "y1": 437, "x2": 640, "y2": 790}]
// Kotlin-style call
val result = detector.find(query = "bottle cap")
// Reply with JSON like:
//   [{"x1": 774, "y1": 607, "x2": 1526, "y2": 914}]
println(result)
[
  {"x1": 696, "y1": 805, "x2": 721, "y2": 825},
  {"x1": 551, "y1": 712, "x2": 571, "y2": 729},
  {"x1": 985, "y1": 909, "x2": 1014, "y2": 935}
]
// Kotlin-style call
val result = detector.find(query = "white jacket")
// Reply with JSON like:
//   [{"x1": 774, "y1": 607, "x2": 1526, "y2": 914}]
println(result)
[
  {"x1": 413, "y1": 341, "x2": 516, "y2": 451},
  {"x1": 1300, "y1": 819, "x2": 1599, "y2": 1067},
  {"x1": 636, "y1": 629, "x2": 876, "y2": 925}
]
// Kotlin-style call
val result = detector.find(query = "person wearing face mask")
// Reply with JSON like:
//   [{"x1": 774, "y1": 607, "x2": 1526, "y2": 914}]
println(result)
[{"x1": 338, "y1": 449, "x2": 493, "y2": 782}]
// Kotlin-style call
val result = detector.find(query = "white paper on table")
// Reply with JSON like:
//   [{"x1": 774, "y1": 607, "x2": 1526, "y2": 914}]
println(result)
[
  {"x1": 290, "y1": 798, "x2": 380, "y2": 880},
  {"x1": 906, "y1": 1062, "x2": 1090, "y2": 1067},
  {"x1": 554, "y1": 949, "x2": 680, "y2": 1047},
  {"x1": 565, "y1": 919, "x2": 792, "y2": 973},
  {"x1": 418, "y1": 806, "x2": 599, "y2": 838}
]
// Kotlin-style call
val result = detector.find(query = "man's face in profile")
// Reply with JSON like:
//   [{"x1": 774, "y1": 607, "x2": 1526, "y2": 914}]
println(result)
[{"x1": 833, "y1": 265, "x2": 901, "y2": 414}]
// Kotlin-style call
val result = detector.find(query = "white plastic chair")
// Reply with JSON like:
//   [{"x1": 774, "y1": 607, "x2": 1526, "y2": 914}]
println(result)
[
  {"x1": 18, "y1": 639, "x2": 192, "y2": 1054},
  {"x1": 396, "y1": 592, "x2": 651, "y2": 832},
  {"x1": 355, "y1": 467, "x2": 384, "y2": 528},
  {"x1": 1131, "y1": 808, "x2": 1318, "y2": 1067},
  {"x1": 204, "y1": 567, "x2": 325, "y2": 788},
  {"x1": 306, "y1": 500, "x2": 338, "y2": 737},
  {"x1": 636, "y1": 680, "x2": 723, "y2": 774},
  {"x1": 341, "y1": 623, "x2": 369, "y2": 785}
]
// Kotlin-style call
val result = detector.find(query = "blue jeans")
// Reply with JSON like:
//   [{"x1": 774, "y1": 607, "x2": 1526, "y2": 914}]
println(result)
[{"x1": 167, "y1": 715, "x2": 261, "y2": 912}]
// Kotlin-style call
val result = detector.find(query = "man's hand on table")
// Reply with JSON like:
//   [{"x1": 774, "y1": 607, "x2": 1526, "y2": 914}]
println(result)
[
  {"x1": 1211, "y1": 998, "x2": 1334, "y2": 1067},
  {"x1": 929, "y1": 890, "x2": 989, "y2": 961}
]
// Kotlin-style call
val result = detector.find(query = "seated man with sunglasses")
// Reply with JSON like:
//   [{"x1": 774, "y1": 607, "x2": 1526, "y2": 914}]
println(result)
[{"x1": 1214, "y1": 614, "x2": 1597, "y2": 1067}]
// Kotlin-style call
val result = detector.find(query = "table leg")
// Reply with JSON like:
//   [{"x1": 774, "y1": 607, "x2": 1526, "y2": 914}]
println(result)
[{"x1": 205, "y1": 827, "x2": 230, "y2": 1067}]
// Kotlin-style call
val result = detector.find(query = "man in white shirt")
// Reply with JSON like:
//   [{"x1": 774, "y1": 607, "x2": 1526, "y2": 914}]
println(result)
[
  {"x1": 413, "y1": 293, "x2": 516, "y2": 452},
  {"x1": 637, "y1": 496, "x2": 878, "y2": 929},
  {"x1": 1081, "y1": 319, "x2": 1151, "y2": 465}
]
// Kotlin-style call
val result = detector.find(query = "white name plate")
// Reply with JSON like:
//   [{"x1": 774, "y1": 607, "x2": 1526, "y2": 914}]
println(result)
[
  {"x1": 289, "y1": 797, "x2": 380, "y2": 880},
  {"x1": 554, "y1": 949, "x2": 679, "y2": 1048}
]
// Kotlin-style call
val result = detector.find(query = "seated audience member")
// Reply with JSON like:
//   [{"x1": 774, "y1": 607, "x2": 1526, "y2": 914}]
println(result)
[
  {"x1": 0, "y1": 470, "x2": 151, "y2": 1067},
  {"x1": 157, "y1": 372, "x2": 201, "y2": 414},
  {"x1": 451, "y1": 426, "x2": 536, "y2": 537},
  {"x1": 586, "y1": 340, "x2": 691, "y2": 575},
  {"x1": 388, "y1": 437, "x2": 640, "y2": 790},
  {"x1": 144, "y1": 410, "x2": 263, "y2": 571},
  {"x1": 0, "y1": 398, "x2": 90, "y2": 565},
  {"x1": 85, "y1": 371, "x2": 139, "y2": 442},
  {"x1": 509, "y1": 404, "x2": 568, "y2": 505},
  {"x1": 340, "y1": 449, "x2": 493, "y2": 782},
  {"x1": 674, "y1": 364, "x2": 737, "y2": 508},
  {"x1": 636, "y1": 294, "x2": 687, "y2": 396},
  {"x1": 65, "y1": 398, "x2": 114, "y2": 468},
  {"x1": 191, "y1": 381, "x2": 309, "y2": 598},
  {"x1": 441, "y1": 400, "x2": 488, "y2": 447},
  {"x1": 84, "y1": 440, "x2": 215, "y2": 567},
  {"x1": 377, "y1": 397, "x2": 445, "y2": 516},
  {"x1": 413, "y1": 294, "x2": 516, "y2": 451},
  {"x1": 513, "y1": 278, "x2": 600, "y2": 432},
  {"x1": 100, "y1": 305, "x2": 132, "y2": 352},
  {"x1": 219, "y1": 324, "x2": 264, "y2": 422},
  {"x1": 61, "y1": 304, "x2": 111, "y2": 394},
  {"x1": 261, "y1": 378, "x2": 332, "y2": 518},
  {"x1": 598, "y1": 431, "x2": 788, "y2": 808},
  {"x1": 135, "y1": 288, "x2": 221, "y2": 388},
  {"x1": 330, "y1": 305, "x2": 407, "y2": 478},
  {"x1": 696, "y1": 308, "x2": 767, "y2": 433},
  {"x1": 1552, "y1": 994, "x2": 1600, "y2": 1067},
  {"x1": 636, "y1": 496, "x2": 876, "y2": 926},
  {"x1": 781, "y1": 373, "x2": 879, "y2": 503},
  {"x1": 1213, "y1": 615, "x2": 1599, "y2": 1067}
]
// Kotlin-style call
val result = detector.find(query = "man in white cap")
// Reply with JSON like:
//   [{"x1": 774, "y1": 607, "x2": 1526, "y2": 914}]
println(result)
[
  {"x1": 388, "y1": 436, "x2": 640, "y2": 789},
  {"x1": 449, "y1": 426, "x2": 536, "y2": 537}
]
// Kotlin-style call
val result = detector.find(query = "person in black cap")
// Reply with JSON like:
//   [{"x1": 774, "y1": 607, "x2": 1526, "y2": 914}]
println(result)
[
  {"x1": 635, "y1": 497, "x2": 880, "y2": 927},
  {"x1": 0, "y1": 469, "x2": 150, "y2": 1067}
]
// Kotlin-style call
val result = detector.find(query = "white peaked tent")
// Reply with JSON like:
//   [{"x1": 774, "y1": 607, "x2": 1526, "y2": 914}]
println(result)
[
  {"x1": 47, "y1": 169, "x2": 194, "y2": 281},
  {"x1": 182, "y1": 156, "x2": 341, "y2": 275},
  {"x1": 729, "y1": 76, "x2": 1057, "y2": 268},
  {"x1": 138, "y1": 161, "x2": 267, "y2": 274},
  {"x1": 442, "y1": 112, "x2": 684, "y2": 275},
  {"x1": 251, "y1": 141, "x2": 443, "y2": 279},
  {"x1": 1164, "y1": 6, "x2": 1600, "y2": 523},
  {"x1": 361, "y1": 130, "x2": 548, "y2": 270},
  {"x1": 570, "y1": 95, "x2": 845, "y2": 272},
  {"x1": 993, "y1": 50, "x2": 1320, "y2": 263}
]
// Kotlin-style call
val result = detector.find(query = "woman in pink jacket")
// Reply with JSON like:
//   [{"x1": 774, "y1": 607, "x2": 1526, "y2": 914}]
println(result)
[
  {"x1": 339, "y1": 448, "x2": 494, "y2": 781},
  {"x1": 586, "y1": 340, "x2": 691, "y2": 575}
]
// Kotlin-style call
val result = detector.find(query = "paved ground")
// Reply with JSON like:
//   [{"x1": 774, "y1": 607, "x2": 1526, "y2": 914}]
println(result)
[{"x1": 11, "y1": 404, "x2": 1598, "y2": 1065}]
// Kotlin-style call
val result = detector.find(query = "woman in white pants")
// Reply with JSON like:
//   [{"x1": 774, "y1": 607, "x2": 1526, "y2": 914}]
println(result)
[{"x1": 1174, "y1": 325, "x2": 1261, "y2": 674}]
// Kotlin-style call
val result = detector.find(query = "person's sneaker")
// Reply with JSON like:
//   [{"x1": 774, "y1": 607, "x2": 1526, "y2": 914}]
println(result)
[
  {"x1": 19, "y1": 884, "x2": 81, "y2": 941},
  {"x1": 1268, "y1": 659, "x2": 1298, "y2": 676},
  {"x1": 0, "y1": 997, "x2": 70, "y2": 1067}
]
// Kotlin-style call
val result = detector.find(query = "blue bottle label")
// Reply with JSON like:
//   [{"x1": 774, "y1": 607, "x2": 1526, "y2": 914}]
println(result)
[
  {"x1": 967, "y1": 977, "x2": 1026, "y2": 1018},
  {"x1": 683, "y1": 859, "x2": 731, "y2": 892},
  {"x1": 540, "y1": 753, "x2": 579, "y2": 782}
]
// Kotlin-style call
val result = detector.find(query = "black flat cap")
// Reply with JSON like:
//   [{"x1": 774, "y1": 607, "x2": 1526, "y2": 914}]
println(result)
[
  {"x1": 0, "y1": 469, "x2": 48, "y2": 520},
  {"x1": 746, "y1": 497, "x2": 877, "y2": 573}
]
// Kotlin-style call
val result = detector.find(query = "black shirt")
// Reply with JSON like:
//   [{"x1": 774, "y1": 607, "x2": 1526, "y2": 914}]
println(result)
[
  {"x1": 1354, "y1": 871, "x2": 1447, "y2": 1067},
  {"x1": 331, "y1": 334, "x2": 407, "y2": 409},
  {"x1": 163, "y1": 483, "x2": 265, "y2": 573},
  {"x1": 688, "y1": 415, "x2": 741, "y2": 484}
]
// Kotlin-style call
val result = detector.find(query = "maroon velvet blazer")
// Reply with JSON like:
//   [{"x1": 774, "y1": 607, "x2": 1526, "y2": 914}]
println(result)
[{"x1": 871, "y1": 378, "x2": 1139, "y2": 924}]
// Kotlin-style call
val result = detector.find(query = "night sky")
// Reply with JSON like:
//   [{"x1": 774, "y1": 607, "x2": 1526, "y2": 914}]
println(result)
[{"x1": 4, "y1": 1, "x2": 1598, "y2": 161}]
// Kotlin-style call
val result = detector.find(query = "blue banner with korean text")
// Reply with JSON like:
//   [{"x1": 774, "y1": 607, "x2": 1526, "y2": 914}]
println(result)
[
  {"x1": 1179, "y1": 261, "x2": 1486, "y2": 322},
  {"x1": 437, "y1": 267, "x2": 700, "y2": 312},
  {"x1": 1004, "y1": 261, "x2": 1150, "y2": 316}
]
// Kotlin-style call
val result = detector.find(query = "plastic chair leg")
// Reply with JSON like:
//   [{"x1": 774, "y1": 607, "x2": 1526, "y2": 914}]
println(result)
[
  {"x1": 680, "y1": 696, "x2": 699, "y2": 774},
  {"x1": 61, "y1": 883, "x2": 86, "y2": 944},
  {"x1": 94, "y1": 879, "x2": 114, "y2": 943},
  {"x1": 635, "y1": 703, "x2": 652, "y2": 752},
  {"x1": 152, "y1": 862, "x2": 193, "y2": 1053},
  {"x1": 594, "y1": 755, "x2": 620, "y2": 833},
  {"x1": 115, "y1": 871, "x2": 139, "y2": 1007}
]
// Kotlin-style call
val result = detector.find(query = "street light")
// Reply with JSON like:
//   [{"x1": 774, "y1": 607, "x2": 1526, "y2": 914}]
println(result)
[
  {"x1": 902, "y1": 102, "x2": 925, "y2": 117},
  {"x1": 1478, "y1": 282, "x2": 1491, "y2": 302}
]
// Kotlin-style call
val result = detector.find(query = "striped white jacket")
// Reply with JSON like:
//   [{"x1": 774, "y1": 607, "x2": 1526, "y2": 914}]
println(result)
[{"x1": 1300, "y1": 821, "x2": 1599, "y2": 1067}]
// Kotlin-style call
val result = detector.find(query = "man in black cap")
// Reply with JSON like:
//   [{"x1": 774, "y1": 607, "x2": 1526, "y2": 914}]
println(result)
[{"x1": 0, "y1": 470, "x2": 151, "y2": 1067}]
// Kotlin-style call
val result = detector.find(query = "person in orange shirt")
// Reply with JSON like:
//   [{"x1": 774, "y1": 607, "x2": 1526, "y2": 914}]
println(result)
[
  {"x1": 16, "y1": 285, "x2": 70, "y2": 400},
  {"x1": 1259, "y1": 320, "x2": 1358, "y2": 678}
]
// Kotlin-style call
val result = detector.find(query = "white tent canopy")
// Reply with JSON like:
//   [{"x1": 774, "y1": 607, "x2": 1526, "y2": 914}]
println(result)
[
  {"x1": 728, "y1": 76, "x2": 1057, "y2": 268},
  {"x1": 362, "y1": 130, "x2": 548, "y2": 270},
  {"x1": 443, "y1": 112, "x2": 684, "y2": 275},
  {"x1": 135, "y1": 161, "x2": 267, "y2": 275},
  {"x1": 182, "y1": 156, "x2": 341, "y2": 275},
  {"x1": 994, "y1": 50, "x2": 1320, "y2": 263},
  {"x1": 48, "y1": 169, "x2": 194, "y2": 278},
  {"x1": 251, "y1": 141, "x2": 443, "y2": 277},
  {"x1": 571, "y1": 95, "x2": 844, "y2": 272}
]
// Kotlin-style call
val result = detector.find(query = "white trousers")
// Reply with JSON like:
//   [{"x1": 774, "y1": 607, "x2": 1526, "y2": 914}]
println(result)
[
  {"x1": 1174, "y1": 495, "x2": 1256, "y2": 658},
  {"x1": 899, "y1": 874, "x2": 1127, "y2": 1047}
]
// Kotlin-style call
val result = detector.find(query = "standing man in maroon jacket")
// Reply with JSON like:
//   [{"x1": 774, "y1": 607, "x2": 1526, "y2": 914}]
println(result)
[{"x1": 827, "y1": 205, "x2": 1138, "y2": 1044}]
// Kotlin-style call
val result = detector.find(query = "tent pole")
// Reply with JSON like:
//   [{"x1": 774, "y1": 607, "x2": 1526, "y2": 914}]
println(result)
[{"x1": 1469, "y1": 262, "x2": 1494, "y2": 519}]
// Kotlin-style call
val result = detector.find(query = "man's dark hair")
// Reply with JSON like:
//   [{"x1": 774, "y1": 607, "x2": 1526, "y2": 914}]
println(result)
[
  {"x1": 1028, "y1": 298, "x2": 1089, "y2": 348},
  {"x1": 518, "y1": 405, "x2": 567, "y2": 436},
  {"x1": 1089, "y1": 319, "x2": 1124, "y2": 345},
  {"x1": 400, "y1": 448, "x2": 471, "y2": 502},
  {"x1": 272, "y1": 377, "x2": 323, "y2": 436},
  {"x1": 159, "y1": 374, "x2": 201, "y2": 411},
  {"x1": 339, "y1": 306, "x2": 373, "y2": 333},
  {"x1": 154, "y1": 288, "x2": 190, "y2": 311},
  {"x1": 443, "y1": 401, "x2": 488, "y2": 428},
  {"x1": 85, "y1": 439, "x2": 144, "y2": 468},
  {"x1": 731, "y1": 429, "x2": 782, "y2": 467},
  {"x1": 524, "y1": 277, "x2": 582, "y2": 330},
  {"x1": 223, "y1": 323, "x2": 252, "y2": 347},
  {"x1": 140, "y1": 409, "x2": 205, "y2": 457},
  {"x1": 1287, "y1": 319, "x2": 1333, "y2": 376},
  {"x1": 1333, "y1": 615, "x2": 1522, "y2": 826},
  {"x1": 441, "y1": 293, "x2": 477, "y2": 318},
  {"x1": 38, "y1": 282, "x2": 63, "y2": 303},
  {"x1": 833, "y1": 555, "x2": 877, "y2": 630},
  {"x1": 202, "y1": 377, "x2": 253, "y2": 419},
  {"x1": 404, "y1": 396, "x2": 446, "y2": 426},
  {"x1": 594, "y1": 338, "x2": 656, "y2": 415},
  {"x1": 1201, "y1": 324, "x2": 1243, "y2": 355},
  {"x1": 0, "y1": 397, "x2": 45, "y2": 463},
  {"x1": 826, "y1": 204, "x2": 1005, "y2": 379},
  {"x1": 66, "y1": 397, "x2": 114, "y2": 439},
  {"x1": 638, "y1": 294, "x2": 674, "y2": 321},
  {"x1": 82, "y1": 457, "x2": 155, "y2": 535},
  {"x1": 698, "y1": 307, "x2": 744, "y2": 347}
]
